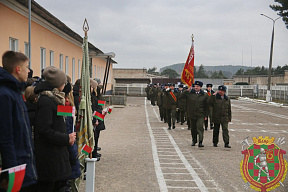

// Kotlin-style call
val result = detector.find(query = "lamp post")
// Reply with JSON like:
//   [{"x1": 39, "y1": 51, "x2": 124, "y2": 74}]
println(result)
[{"x1": 261, "y1": 14, "x2": 281, "y2": 102}]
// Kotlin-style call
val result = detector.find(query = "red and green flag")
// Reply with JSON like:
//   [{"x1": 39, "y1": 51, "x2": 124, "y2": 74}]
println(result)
[
  {"x1": 107, "y1": 107, "x2": 112, "y2": 114},
  {"x1": 98, "y1": 100, "x2": 105, "y2": 106},
  {"x1": 93, "y1": 111, "x2": 105, "y2": 121},
  {"x1": 0, "y1": 164, "x2": 27, "y2": 192},
  {"x1": 81, "y1": 144, "x2": 92, "y2": 155},
  {"x1": 57, "y1": 105, "x2": 75, "y2": 117}
]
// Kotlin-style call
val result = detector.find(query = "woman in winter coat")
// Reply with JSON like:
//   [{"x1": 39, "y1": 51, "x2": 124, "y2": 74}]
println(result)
[{"x1": 34, "y1": 66, "x2": 76, "y2": 192}]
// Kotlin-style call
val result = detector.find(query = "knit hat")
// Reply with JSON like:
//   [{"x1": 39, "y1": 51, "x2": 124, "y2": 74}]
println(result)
[
  {"x1": 90, "y1": 78, "x2": 98, "y2": 89},
  {"x1": 43, "y1": 66, "x2": 67, "y2": 88}
]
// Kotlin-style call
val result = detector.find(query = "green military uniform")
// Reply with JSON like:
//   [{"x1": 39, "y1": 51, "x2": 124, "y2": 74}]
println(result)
[
  {"x1": 145, "y1": 85, "x2": 151, "y2": 100},
  {"x1": 180, "y1": 89, "x2": 208, "y2": 146},
  {"x1": 177, "y1": 88, "x2": 186, "y2": 125},
  {"x1": 157, "y1": 87, "x2": 164, "y2": 121},
  {"x1": 208, "y1": 92, "x2": 231, "y2": 147},
  {"x1": 149, "y1": 85, "x2": 158, "y2": 106},
  {"x1": 162, "y1": 88, "x2": 167, "y2": 123},
  {"x1": 165, "y1": 89, "x2": 177, "y2": 129},
  {"x1": 204, "y1": 89, "x2": 215, "y2": 130}
]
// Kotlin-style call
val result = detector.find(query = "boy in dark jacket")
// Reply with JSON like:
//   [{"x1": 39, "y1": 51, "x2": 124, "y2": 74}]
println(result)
[{"x1": 0, "y1": 51, "x2": 37, "y2": 191}]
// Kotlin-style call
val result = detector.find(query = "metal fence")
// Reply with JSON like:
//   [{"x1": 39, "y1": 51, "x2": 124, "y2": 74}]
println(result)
[{"x1": 113, "y1": 83, "x2": 288, "y2": 102}]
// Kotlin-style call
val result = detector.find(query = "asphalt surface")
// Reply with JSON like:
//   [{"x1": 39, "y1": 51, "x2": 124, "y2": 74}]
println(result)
[{"x1": 79, "y1": 97, "x2": 288, "y2": 192}]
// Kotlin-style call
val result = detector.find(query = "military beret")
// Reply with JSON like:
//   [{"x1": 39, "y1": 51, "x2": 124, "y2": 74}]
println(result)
[
  {"x1": 206, "y1": 84, "x2": 213, "y2": 88},
  {"x1": 179, "y1": 84, "x2": 183, "y2": 88},
  {"x1": 194, "y1": 81, "x2": 203, "y2": 87},
  {"x1": 218, "y1": 85, "x2": 227, "y2": 92}
]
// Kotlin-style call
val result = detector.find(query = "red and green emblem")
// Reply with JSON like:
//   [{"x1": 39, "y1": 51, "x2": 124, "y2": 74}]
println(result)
[{"x1": 240, "y1": 136, "x2": 287, "y2": 192}]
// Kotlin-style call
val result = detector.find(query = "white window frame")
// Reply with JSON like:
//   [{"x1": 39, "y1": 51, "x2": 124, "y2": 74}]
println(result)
[
  {"x1": 65, "y1": 56, "x2": 69, "y2": 75},
  {"x1": 50, "y1": 51, "x2": 54, "y2": 66},
  {"x1": 24, "y1": 42, "x2": 29, "y2": 57},
  {"x1": 78, "y1": 59, "x2": 81, "y2": 79},
  {"x1": 72, "y1": 58, "x2": 75, "y2": 83},
  {"x1": 59, "y1": 54, "x2": 63, "y2": 70},
  {"x1": 9, "y1": 37, "x2": 18, "y2": 51},
  {"x1": 40, "y1": 47, "x2": 46, "y2": 72}
]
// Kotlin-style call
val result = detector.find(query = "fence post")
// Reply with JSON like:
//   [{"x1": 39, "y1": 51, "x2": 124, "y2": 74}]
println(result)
[
  {"x1": 127, "y1": 84, "x2": 129, "y2": 95},
  {"x1": 141, "y1": 85, "x2": 143, "y2": 95},
  {"x1": 279, "y1": 87, "x2": 281, "y2": 100},
  {"x1": 240, "y1": 86, "x2": 243, "y2": 97}
]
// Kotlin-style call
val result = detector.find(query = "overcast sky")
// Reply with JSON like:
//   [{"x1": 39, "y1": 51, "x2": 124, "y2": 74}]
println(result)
[{"x1": 36, "y1": 0, "x2": 288, "y2": 70}]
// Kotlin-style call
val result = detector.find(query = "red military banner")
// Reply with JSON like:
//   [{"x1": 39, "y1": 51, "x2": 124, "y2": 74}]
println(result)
[{"x1": 181, "y1": 37, "x2": 195, "y2": 87}]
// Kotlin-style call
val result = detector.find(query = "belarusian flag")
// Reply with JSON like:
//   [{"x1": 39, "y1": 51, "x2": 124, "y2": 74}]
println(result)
[
  {"x1": 93, "y1": 111, "x2": 105, "y2": 121},
  {"x1": 57, "y1": 105, "x2": 75, "y2": 117},
  {"x1": 98, "y1": 100, "x2": 105, "y2": 106},
  {"x1": 107, "y1": 107, "x2": 112, "y2": 114},
  {"x1": 4, "y1": 164, "x2": 26, "y2": 192},
  {"x1": 81, "y1": 144, "x2": 92, "y2": 155}
]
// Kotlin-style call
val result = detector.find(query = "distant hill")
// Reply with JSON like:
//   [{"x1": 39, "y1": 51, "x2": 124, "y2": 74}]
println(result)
[{"x1": 160, "y1": 63, "x2": 254, "y2": 79}]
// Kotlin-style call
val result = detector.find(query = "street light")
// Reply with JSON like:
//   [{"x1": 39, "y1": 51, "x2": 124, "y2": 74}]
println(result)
[{"x1": 261, "y1": 14, "x2": 281, "y2": 102}]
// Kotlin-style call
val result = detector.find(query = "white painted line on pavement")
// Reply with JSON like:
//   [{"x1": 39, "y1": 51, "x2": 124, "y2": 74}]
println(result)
[
  {"x1": 163, "y1": 128, "x2": 209, "y2": 192},
  {"x1": 160, "y1": 163, "x2": 184, "y2": 165},
  {"x1": 163, "y1": 173, "x2": 191, "y2": 175},
  {"x1": 165, "y1": 179, "x2": 195, "y2": 182},
  {"x1": 153, "y1": 108, "x2": 162, "y2": 122},
  {"x1": 162, "y1": 167, "x2": 187, "y2": 169},
  {"x1": 144, "y1": 98, "x2": 167, "y2": 192}
]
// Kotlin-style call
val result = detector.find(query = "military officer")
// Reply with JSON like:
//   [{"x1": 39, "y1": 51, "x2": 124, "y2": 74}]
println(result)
[
  {"x1": 162, "y1": 83, "x2": 169, "y2": 123},
  {"x1": 145, "y1": 84, "x2": 150, "y2": 100},
  {"x1": 177, "y1": 85, "x2": 186, "y2": 125},
  {"x1": 165, "y1": 83, "x2": 178, "y2": 129},
  {"x1": 204, "y1": 84, "x2": 215, "y2": 130},
  {"x1": 180, "y1": 81, "x2": 208, "y2": 147},
  {"x1": 208, "y1": 85, "x2": 231, "y2": 148},
  {"x1": 157, "y1": 84, "x2": 164, "y2": 121},
  {"x1": 149, "y1": 83, "x2": 158, "y2": 106}
]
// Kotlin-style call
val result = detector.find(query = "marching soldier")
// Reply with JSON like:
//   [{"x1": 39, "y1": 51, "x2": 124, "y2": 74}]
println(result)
[
  {"x1": 162, "y1": 84, "x2": 169, "y2": 123},
  {"x1": 186, "y1": 83, "x2": 194, "y2": 130},
  {"x1": 204, "y1": 84, "x2": 214, "y2": 130},
  {"x1": 145, "y1": 84, "x2": 150, "y2": 100},
  {"x1": 180, "y1": 81, "x2": 208, "y2": 147},
  {"x1": 208, "y1": 85, "x2": 231, "y2": 148},
  {"x1": 149, "y1": 83, "x2": 158, "y2": 106},
  {"x1": 165, "y1": 83, "x2": 177, "y2": 130},
  {"x1": 157, "y1": 84, "x2": 164, "y2": 121},
  {"x1": 177, "y1": 85, "x2": 186, "y2": 125}
]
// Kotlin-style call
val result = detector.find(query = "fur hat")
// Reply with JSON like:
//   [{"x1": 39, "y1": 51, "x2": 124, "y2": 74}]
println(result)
[
  {"x1": 90, "y1": 78, "x2": 98, "y2": 89},
  {"x1": 43, "y1": 66, "x2": 67, "y2": 88},
  {"x1": 206, "y1": 84, "x2": 213, "y2": 88},
  {"x1": 218, "y1": 85, "x2": 227, "y2": 92},
  {"x1": 194, "y1": 81, "x2": 203, "y2": 87}
]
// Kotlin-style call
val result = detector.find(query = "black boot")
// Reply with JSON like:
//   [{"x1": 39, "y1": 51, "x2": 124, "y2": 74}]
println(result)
[
  {"x1": 225, "y1": 143, "x2": 231, "y2": 148},
  {"x1": 213, "y1": 143, "x2": 218, "y2": 147},
  {"x1": 198, "y1": 142, "x2": 204, "y2": 147},
  {"x1": 172, "y1": 125, "x2": 175, "y2": 129},
  {"x1": 191, "y1": 142, "x2": 196, "y2": 146}
]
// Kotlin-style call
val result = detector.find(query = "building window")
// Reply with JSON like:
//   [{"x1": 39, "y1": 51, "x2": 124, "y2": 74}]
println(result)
[
  {"x1": 59, "y1": 54, "x2": 63, "y2": 70},
  {"x1": 50, "y1": 51, "x2": 54, "y2": 66},
  {"x1": 94, "y1": 65, "x2": 96, "y2": 79},
  {"x1": 24, "y1": 42, "x2": 29, "y2": 57},
  {"x1": 65, "y1": 56, "x2": 69, "y2": 75},
  {"x1": 72, "y1": 58, "x2": 75, "y2": 83},
  {"x1": 9, "y1": 37, "x2": 18, "y2": 51},
  {"x1": 40, "y1": 47, "x2": 46, "y2": 72},
  {"x1": 78, "y1": 59, "x2": 81, "y2": 79}
]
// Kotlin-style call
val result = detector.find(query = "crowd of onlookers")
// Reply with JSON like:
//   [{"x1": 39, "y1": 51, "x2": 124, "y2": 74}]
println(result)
[{"x1": 0, "y1": 51, "x2": 106, "y2": 192}]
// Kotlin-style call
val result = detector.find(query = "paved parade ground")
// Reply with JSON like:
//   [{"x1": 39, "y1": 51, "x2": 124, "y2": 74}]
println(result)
[{"x1": 80, "y1": 97, "x2": 288, "y2": 192}]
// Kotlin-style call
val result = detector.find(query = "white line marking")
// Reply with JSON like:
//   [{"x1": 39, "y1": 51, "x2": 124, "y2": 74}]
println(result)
[
  {"x1": 163, "y1": 128, "x2": 208, "y2": 192},
  {"x1": 145, "y1": 98, "x2": 167, "y2": 192},
  {"x1": 162, "y1": 167, "x2": 187, "y2": 169},
  {"x1": 165, "y1": 179, "x2": 195, "y2": 182},
  {"x1": 160, "y1": 163, "x2": 184, "y2": 165},
  {"x1": 163, "y1": 173, "x2": 191, "y2": 175},
  {"x1": 153, "y1": 108, "x2": 161, "y2": 122}
]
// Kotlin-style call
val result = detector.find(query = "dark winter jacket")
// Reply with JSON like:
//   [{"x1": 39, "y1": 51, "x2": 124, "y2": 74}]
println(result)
[
  {"x1": 208, "y1": 93, "x2": 232, "y2": 123},
  {"x1": 180, "y1": 89, "x2": 208, "y2": 119},
  {"x1": 0, "y1": 67, "x2": 37, "y2": 187},
  {"x1": 73, "y1": 84, "x2": 80, "y2": 113},
  {"x1": 65, "y1": 116, "x2": 81, "y2": 180},
  {"x1": 91, "y1": 94, "x2": 105, "y2": 131},
  {"x1": 177, "y1": 90, "x2": 186, "y2": 111},
  {"x1": 34, "y1": 81, "x2": 72, "y2": 181}
]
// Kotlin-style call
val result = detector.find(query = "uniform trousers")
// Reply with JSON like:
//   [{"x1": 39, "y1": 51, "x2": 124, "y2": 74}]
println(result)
[
  {"x1": 162, "y1": 107, "x2": 167, "y2": 122},
  {"x1": 213, "y1": 123, "x2": 229, "y2": 144},
  {"x1": 159, "y1": 105, "x2": 163, "y2": 120},
  {"x1": 190, "y1": 117, "x2": 204, "y2": 143},
  {"x1": 204, "y1": 109, "x2": 213, "y2": 128},
  {"x1": 166, "y1": 109, "x2": 176, "y2": 128}
]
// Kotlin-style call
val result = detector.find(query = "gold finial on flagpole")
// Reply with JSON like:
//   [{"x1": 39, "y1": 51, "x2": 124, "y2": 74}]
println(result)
[
  {"x1": 83, "y1": 18, "x2": 89, "y2": 36},
  {"x1": 191, "y1": 34, "x2": 194, "y2": 42}
]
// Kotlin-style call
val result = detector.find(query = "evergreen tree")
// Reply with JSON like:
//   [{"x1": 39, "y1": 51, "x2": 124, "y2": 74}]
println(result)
[
  {"x1": 235, "y1": 68, "x2": 245, "y2": 75},
  {"x1": 270, "y1": 0, "x2": 288, "y2": 29},
  {"x1": 147, "y1": 67, "x2": 159, "y2": 75},
  {"x1": 196, "y1": 64, "x2": 208, "y2": 78}
]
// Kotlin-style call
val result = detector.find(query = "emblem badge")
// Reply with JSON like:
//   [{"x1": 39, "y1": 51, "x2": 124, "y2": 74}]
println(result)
[{"x1": 240, "y1": 136, "x2": 287, "y2": 191}]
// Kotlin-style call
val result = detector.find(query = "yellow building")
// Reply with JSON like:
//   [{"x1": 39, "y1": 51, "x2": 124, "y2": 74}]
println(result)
[{"x1": 0, "y1": 0, "x2": 116, "y2": 93}]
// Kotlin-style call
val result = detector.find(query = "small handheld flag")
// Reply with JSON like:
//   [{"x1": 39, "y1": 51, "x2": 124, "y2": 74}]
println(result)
[
  {"x1": 57, "y1": 105, "x2": 75, "y2": 117},
  {"x1": 93, "y1": 111, "x2": 105, "y2": 121},
  {"x1": 81, "y1": 144, "x2": 92, "y2": 155},
  {"x1": 98, "y1": 100, "x2": 105, "y2": 106},
  {"x1": 107, "y1": 107, "x2": 112, "y2": 114},
  {"x1": 0, "y1": 164, "x2": 26, "y2": 192}
]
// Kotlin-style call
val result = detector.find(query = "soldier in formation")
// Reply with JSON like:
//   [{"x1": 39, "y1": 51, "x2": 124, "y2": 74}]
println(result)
[{"x1": 204, "y1": 84, "x2": 214, "y2": 130}]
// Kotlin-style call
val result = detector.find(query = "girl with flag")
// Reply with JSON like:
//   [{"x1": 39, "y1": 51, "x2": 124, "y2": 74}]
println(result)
[
  {"x1": 34, "y1": 67, "x2": 76, "y2": 192},
  {"x1": 90, "y1": 79, "x2": 106, "y2": 159}
]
